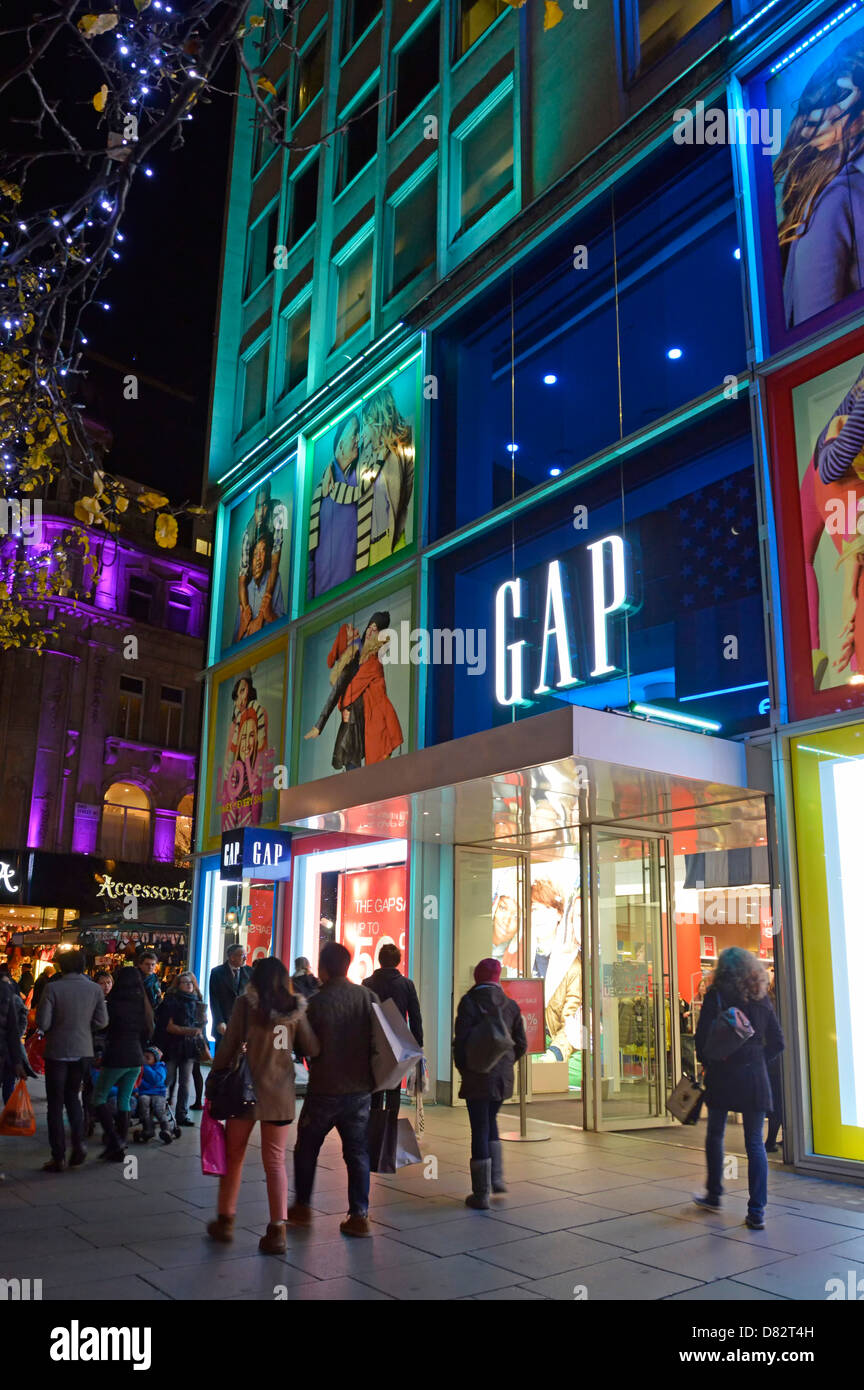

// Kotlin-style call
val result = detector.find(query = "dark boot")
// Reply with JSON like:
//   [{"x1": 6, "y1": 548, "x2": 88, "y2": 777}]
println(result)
[
  {"x1": 489, "y1": 1140, "x2": 507, "y2": 1194},
  {"x1": 465, "y1": 1158, "x2": 492, "y2": 1210},
  {"x1": 96, "y1": 1104, "x2": 122, "y2": 1161},
  {"x1": 105, "y1": 1111, "x2": 129, "y2": 1163}
]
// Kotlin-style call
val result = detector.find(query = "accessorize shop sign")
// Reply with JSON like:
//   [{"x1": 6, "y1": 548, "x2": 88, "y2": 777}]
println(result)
[
  {"x1": 95, "y1": 874, "x2": 192, "y2": 903},
  {"x1": 220, "y1": 828, "x2": 292, "y2": 883},
  {"x1": 494, "y1": 534, "x2": 633, "y2": 704}
]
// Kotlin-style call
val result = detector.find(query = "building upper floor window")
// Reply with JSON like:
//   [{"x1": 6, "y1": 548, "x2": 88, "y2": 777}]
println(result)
[
  {"x1": 165, "y1": 590, "x2": 193, "y2": 636},
  {"x1": 239, "y1": 340, "x2": 270, "y2": 436},
  {"x1": 458, "y1": 91, "x2": 514, "y2": 234},
  {"x1": 388, "y1": 169, "x2": 437, "y2": 297},
  {"x1": 244, "y1": 204, "x2": 279, "y2": 300},
  {"x1": 392, "y1": 12, "x2": 440, "y2": 132},
  {"x1": 101, "y1": 781, "x2": 151, "y2": 863},
  {"x1": 334, "y1": 234, "x2": 373, "y2": 346},
  {"x1": 116, "y1": 675, "x2": 144, "y2": 740},
  {"x1": 174, "y1": 793, "x2": 194, "y2": 865},
  {"x1": 632, "y1": 0, "x2": 721, "y2": 75},
  {"x1": 456, "y1": 0, "x2": 508, "y2": 59},
  {"x1": 293, "y1": 30, "x2": 326, "y2": 123},
  {"x1": 337, "y1": 95, "x2": 379, "y2": 192},
  {"x1": 126, "y1": 574, "x2": 154, "y2": 625},
  {"x1": 289, "y1": 156, "x2": 319, "y2": 245},
  {"x1": 158, "y1": 685, "x2": 184, "y2": 748},
  {"x1": 281, "y1": 296, "x2": 312, "y2": 395},
  {"x1": 344, "y1": 0, "x2": 381, "y2": 52},
  {"x1": 251, "y1": 79, "x2": 284, "y2": 177}
]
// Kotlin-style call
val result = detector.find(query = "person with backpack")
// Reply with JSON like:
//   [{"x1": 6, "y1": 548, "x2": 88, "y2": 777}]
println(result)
[
  {"x1": 694, "y1": 946, "x2": 784, "y2": 1231},
  {"x1": 452, "y1": 957, "x2": 527, "y2": 1211}
]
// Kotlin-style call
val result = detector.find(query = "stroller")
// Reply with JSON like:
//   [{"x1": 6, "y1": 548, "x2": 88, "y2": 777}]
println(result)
[{"x1": 130, "y1": 1056, "x2": 181, "y2": 1144}]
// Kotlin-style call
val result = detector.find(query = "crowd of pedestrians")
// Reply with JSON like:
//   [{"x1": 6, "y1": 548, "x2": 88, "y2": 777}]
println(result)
[{"x1": 0, "y1": 939, "x2": 786, "y2": 1244}]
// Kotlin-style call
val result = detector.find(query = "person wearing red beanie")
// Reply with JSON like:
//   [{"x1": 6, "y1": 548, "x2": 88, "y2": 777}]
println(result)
[{"x1": 452, "y1": 959, "x2": 526, "y2": 1208}]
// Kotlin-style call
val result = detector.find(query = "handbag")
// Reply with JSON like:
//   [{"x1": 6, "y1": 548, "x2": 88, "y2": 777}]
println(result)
[
  {"x1": 702, "y1": 992, "x2": 756, "y2": 1062},
  {"x1": 200, "y1": 1100, "x2": 228, "y2": 1176},
  {"x1": 666, "y1": 1074, "x2": 704, "y2": 1125},
  {"x1": 0, "y1": 1078, "x2": 37, "y2": 1137},
  {"x1": 25, "y1": 1032, "x2": 46, "y2": 1076},
  {"x1": 205, "y1": 1053, "x2": 256, "y2": 1120},
  {"x1": 370, "y1": 999, "x2": 424, "y2": 1092},
  {"x1": 368, "y1": 1107, "x2": 423, "y2": 1173}
]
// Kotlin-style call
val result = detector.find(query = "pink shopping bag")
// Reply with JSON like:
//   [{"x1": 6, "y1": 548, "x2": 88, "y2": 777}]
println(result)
[{"x1": 200, "y1": 1100, "x2": 228, "y2": 1176}]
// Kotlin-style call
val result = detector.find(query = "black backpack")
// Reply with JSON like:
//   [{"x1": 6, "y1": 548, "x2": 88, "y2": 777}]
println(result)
[{"x1": 464, "y1": 995, "x2": 512, "y2": 1074}]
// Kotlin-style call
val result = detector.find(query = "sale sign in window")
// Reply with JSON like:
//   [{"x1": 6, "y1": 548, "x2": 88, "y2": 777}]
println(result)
[{"x1": 338, "y1": 864, "x2": 408, "y2": 983}]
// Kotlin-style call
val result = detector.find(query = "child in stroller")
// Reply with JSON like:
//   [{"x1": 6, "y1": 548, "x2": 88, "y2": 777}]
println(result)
[{"x1": 132, "y1": 1046, "x2": 180, "y2": 1143}]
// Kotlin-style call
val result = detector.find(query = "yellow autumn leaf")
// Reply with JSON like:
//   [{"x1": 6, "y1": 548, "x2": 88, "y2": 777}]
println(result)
[
  {"x1": 186, "y1": 505, "x2": 209, "y2": 516},
  {"x1": 93, "y1": 85, "x2": 109, "y2": 112},
  {"x1": 115, "y1": 495, "x2": 129, "y2": 513},
  {"x1": 133, "y1": 0, "x2": 151, "y2": 10},
  {"x1": 154, "y1": 513, "x2": 178, "y2": 549},
  {"x1": 74, "y1": 497, "x2": 100, "y2": 524},
  {"x1": 249, "y1": 14, "x2": 265, "y2": 25},
  {"x1": 136, "y1": 489, "x2": 170, "y2": 511},
  {"x1": 543, "y1": 0, "x2": 564, "y2": 27},
  {"x1": 257, "y1": 77, "x2": 277, "y2": 98},
  {"x1": 78, "y1": 14, "x2": 120, "y2": 37}
]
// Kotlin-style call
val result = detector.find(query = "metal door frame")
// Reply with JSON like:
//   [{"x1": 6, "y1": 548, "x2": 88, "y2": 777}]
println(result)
[{"x1": 586, "y1": 823, "x2": 679, "y2": 1132}]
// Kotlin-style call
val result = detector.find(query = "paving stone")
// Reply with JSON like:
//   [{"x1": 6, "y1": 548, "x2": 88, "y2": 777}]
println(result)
[
  {"x1": 485, "y1": 1197, "x2": 626, "y2": 1233},
  {"x1": 664, "y1": 1278, "x2": 788, "y2": 1301},
  {"x1": 733, "y1": 1249, "x2": 864, "y2": 1300},
  {"x1": 67, "y1": 1210, "x2": 209, "y2": 1248},
  {"x1": 0, "y1": 1202, "x2": 76, "y2": 1234},
  {"x1": 718, "y1": 1214, "x2": 864, "y2": 1255},
  {"x1": 0, "y1": 1226, "x2": 99, "y2": 1259},
  {"x1": 0, "y1": 1245, "x2": 160, "y2": 1289},
  {"x1": 473, "y1": 1229, "x2": 622, "y2": 1279},
  {"x1": 573, "y1": 1184, "x2": 689, "y2": 1213},
  {"x1": 273, "y1": 1276, "x2": 394, "y2": 1300},
  {"x1": 573, "y1": 1210, "x2": 710, "y2": 1252},
  {"x1": 632, "y1": 1233, "x2": 792, "y2": 1280},
  {"x1": 138, "y1": 1255, "x2": 315, "y2": 1300},
  {"x1": 281, "y1": 1234, "x2": 437, "y2": 1280},
  {"x1": 358, "y1": 1253, "x2": 523, "y2": 1300},
  {"x1": 41, "y1": 1275, "x2": 173, "y2": 1302},
  {"x1": 384, "y1": 1215, "x2": 531, "y2": 1258},
  {"x1": 522, "y1": 1257, "x2": 701, "y2": 1301}
]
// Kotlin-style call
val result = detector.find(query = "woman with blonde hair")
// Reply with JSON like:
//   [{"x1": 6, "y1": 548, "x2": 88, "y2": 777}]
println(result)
[
  {"x1": 694, "y1": 948, "x2": 784, "y2": 1230},
  {"x1": 359, "y1": 387, "x2": 414, "y2": 566}
]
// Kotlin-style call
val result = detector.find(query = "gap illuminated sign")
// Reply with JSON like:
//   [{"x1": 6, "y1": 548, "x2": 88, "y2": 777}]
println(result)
[{"x1": 494, "y1": 534, "x2": 633, "y2": 706}]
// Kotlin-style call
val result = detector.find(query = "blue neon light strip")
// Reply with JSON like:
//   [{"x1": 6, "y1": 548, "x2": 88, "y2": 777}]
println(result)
[
  {"x1": 730, "y1": 0, "x2": 782, "y2": 43},
  {"x1": 630, "y1": 702, "x2": 722, "y2": 732},
  {"x1": 769, "y1": 2, "x2": 860, "y2": 74},
  {"x1": 679, "y1": 680, "x2": 769, "y2": 702}
]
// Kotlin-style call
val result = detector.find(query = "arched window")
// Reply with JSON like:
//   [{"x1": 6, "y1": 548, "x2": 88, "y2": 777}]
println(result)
[
  {"x1": 174, "y1": 793, "x2": 194, "y2": 865},
  {"x1": 101, "y1": 782, "x2": 151, "y2": 862}
]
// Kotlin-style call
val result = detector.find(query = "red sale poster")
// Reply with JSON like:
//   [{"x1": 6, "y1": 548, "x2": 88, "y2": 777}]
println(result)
[
  {"x1": 501, "y1": 979, "x2": 545, "y2": 1054},
  {"x1": 338, "y1": 864, "x2": 408, "y2": 984},
  {"x1": 247, "y1": 881, "x2": 274, "y2": 963}
]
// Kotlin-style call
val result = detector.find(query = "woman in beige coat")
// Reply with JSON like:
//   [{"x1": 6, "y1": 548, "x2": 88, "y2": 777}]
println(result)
[{"x1": 207, "y1": 957, "x2": 318, "y2": 1254}]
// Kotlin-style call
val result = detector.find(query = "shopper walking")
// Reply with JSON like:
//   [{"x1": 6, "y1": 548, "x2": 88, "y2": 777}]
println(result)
[
  {"x1": 453, "y1": 957, "x2": 527, "y2": 1210},
  {"x1": 207, "y1": 957, "x2": 317, "y2": 1254},
  {"x1": 288, "y1": 941, "x2": 378, "y2": 1238},
  {"x1": 1, "y1": 975, "x2": 28, "y2": 1104},
  {"x1": 156, "y1": 972, "x2": 206, "y2": 1126},
  {"x1": 694, "y1": 947, "x2": 785, "y2": 1230},
  {"x1": 0, "y1": 975, "x2": 29, "y2": 1110},
  {"x1": 364, "y1": 943, "x2": 423, "y2": 1118},
  {"x1": 83, "y1": 971, "x2": 113, "y2": 1141},
  {"x1": 135, "y1": 949, "x2": 163, "y2": 1019},
  {"x1": 36, "y1": 951, "x2": 108, "y2": 1172},
  {"x1": 209, "y1": 945, "x2": 252, "y2": 1041},
  {"x1": 291, "y1": 957, "x2": 320, "y2": 1000},
  {"x1": 92, "y1": 966, "x2": 154, "y2": 1163}
]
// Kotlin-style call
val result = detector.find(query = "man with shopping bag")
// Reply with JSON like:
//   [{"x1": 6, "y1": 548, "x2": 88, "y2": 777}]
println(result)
[{"x1": 364, "y1": 943, "x2": 423, "y2": 1119}]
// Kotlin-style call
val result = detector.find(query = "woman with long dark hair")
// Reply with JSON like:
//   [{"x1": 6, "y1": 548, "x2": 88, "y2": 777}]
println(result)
[
  {"x1": 694, "y1": 948, "x2": 784, "y2": 1231},
  {"x1": 207, "y1": 957, "x2": 318, "y2": 1254},
  {"x1": 775, "y1": 31, "x2": 864, "y2": 326},
  {"x1": 93, "y1": 966, "x2": 153, "y2": 1163}
]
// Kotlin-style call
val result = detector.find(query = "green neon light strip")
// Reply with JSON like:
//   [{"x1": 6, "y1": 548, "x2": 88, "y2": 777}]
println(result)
[{"x1": 631, "y1": 702, "x2": 721, "y2": 732}]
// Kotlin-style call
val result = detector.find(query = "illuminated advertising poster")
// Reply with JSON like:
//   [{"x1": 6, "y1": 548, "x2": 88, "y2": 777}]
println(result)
[
  {"x1": 745, "y1": 6, "x2": 864, "y2": 350},
  {"x1": 207, "y1": 647, "x2": 286, "y2": 845},
  {"x1": 219, "y1": 458, "x2": 294, "y2": 656},
  {"x1": 338, "y1": 864, "x2": 408, "y2": 984},
  {"x1": 247, "y1": 882, "x2": 275, "y2": 964},
  {"x1": 302, "y1": 355, "x2": 421, "y2": 607},
  {"x1": 491, "y1": 848, "x2": 582, "y2": 1082},
  {"x1": 792, "y1": 726, "x2": 864, "y2": 1162},
  {"x1": 294, "y1": 582, "x2": 413, "y2": 784},
  {"x1": 768, "y1": 332, "x2": 864, "y2": 719}
]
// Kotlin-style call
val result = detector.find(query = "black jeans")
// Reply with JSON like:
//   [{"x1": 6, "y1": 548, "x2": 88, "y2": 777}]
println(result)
[
  {"x1": 2, "y1": 1061, "x2": 16, "y2": 1104},
  {"x1": 44, "y1": 1058, "x2": 86, "y2": 1160},
  {"x1": 165, "y1": 1057, "x2": 194, "y2": 1120},
  {"x1": 294, "y1": 1093, "x2": 371, "y2": 1216},
  {"x1": 466, "y1": 1098, "x2": 502, "y2": 1161}
]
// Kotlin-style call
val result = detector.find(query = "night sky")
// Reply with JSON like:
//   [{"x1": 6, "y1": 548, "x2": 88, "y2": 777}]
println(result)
[{"x1": 78, "y1": 67, "x2": 233, "y2": 505}]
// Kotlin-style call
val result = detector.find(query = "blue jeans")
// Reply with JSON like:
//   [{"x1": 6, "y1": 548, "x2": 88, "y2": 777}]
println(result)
[
  {"x1": 294, "y1": 1093, "x2": 371, "y2": 1216},
  {"x1": 706, "y1": 1106, "x2": 768, "y2": 1221},
  {"x1": 165, "y1": 1057, "x2": 194, "y2": 1120},
  {"x1": 466, "y1": 1099, "x2": 502, "y2": 1161}
]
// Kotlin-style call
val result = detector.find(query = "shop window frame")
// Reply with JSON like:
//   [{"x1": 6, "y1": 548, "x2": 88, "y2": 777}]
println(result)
[
  {"x1": 242, "y1": 199, "x2": 280, "y2": 305},
  {"x1": 330, "y1": 221, "x2": 375, "y2": 351},
  {"x1": 235, "y1": 333, "x2": 271, "y2": 440},
  {"x1": 384, "y1": 157, "x2": 438, "y2": 301},
  {"x1": 291, "y1": 23, "x2": 328, "y2": 128},
  {"x1": 278, "y1": 289, "x2": 313, "y2": 399},
  {"x1": 449, "y1": 75, "x2": 518, "y2": 249},
  {"x1": 334, "y1": 76, "x2": 382, "y2": 200},
  {"x1": 287, "y1": 153, "x2": 320, "y2": 249}
]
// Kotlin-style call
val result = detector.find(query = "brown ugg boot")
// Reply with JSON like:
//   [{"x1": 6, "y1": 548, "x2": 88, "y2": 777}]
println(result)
[
  {"x1": 259, "y1": 1221, "x2": 287, "y2": 1254},
  {"x1": 206, "y1": 1214, "x2": 235, "y2": 1243}
]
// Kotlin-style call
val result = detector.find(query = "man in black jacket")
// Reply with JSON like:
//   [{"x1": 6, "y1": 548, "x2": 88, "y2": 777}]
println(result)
[
  {"x1": 364, "y1": 944, "x2": 422, "y2": 1117},
  {"x1": 208, "y1": 945, "x2": 252, "y2": 1041},
  {"x1": 288, "y1": 941, "x2": 378, "y2": 1240},
  {"x1": 0, "y1": 978, "x2": 28, "y2": 1109}
]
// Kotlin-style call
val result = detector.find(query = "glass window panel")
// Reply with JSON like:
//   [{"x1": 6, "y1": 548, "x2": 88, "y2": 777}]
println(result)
[
  {"x1": 458, "y1": 0, "x2": 508, "y2": 57},
  {"x1": 339, "y1": 99, "x2": 379, "y2": 191},
  {"x1": 393, "y1": 14, "x2": 440, "y2": 131},
  {"x1": 283, "y1": 298, "x2": 311, "y2": 394},
  {"x1": 241, "y1": 342, "x2": 269, "y2": 434},
  {"x1": 459, "y1": 96, "x2": 514, "y2": 233},
  {"x1": 389, "y1": 174, "x2": 437, "y2": 297},
  {"x1": 289, "y1": 157, "x2": 319, "y2": 245},
  {"x1": 117, "y1": 676, "x2": 144, "y2": 739},
  {"x1": 159, "y1": 686, "x2": 184, "y2": 748},
  {"x1": 637, "y1": 0, "x2": 721, "y2": 72},
  {"x1": 334, "y1": 237, "x2": 373, "y2": 345},
  {"x1": 294, "y1": 32, "x2": 326, "y2": 123},
  {"x1": 345, "y1": 0, "x2": 380, "y2": 50},
  {"x1": 244, "y1": 206, "x2": 278, "y2": 299}
]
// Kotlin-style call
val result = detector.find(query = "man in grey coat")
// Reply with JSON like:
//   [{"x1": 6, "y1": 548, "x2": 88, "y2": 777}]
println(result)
[{"x1": 36, "y1": 951, "x2": 108, "y2": 1171}]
